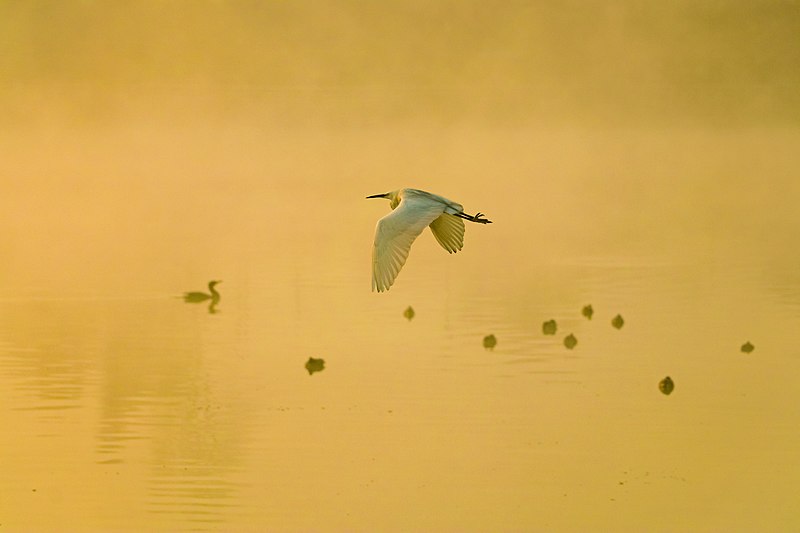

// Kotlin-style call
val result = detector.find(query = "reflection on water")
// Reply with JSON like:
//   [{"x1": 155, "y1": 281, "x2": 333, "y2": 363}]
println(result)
[
  {"x1": 0, "y1": 297, "x2": 249, "y2": 530},
  {"x1": 145, "y1": 420, "x2": 244, "y2": 530},
  {"x1": 611, "y1": 314, "x2": 625, "y2": 329},
  {"x1": 148, "y1": 468, "x2": 240, "y2": 530},
  {"x1": 542, "y1": 319, "x2": 558, "y2": 335},
  {"x1": 581, "y1": 304, "x2": 594, "y2": 320},
  {"x1": 0, "y1": 302, "x2": 96, "y2": 419},
  {"x1": 403, "y1": 305, "x2": 415, "y2": 321},
  {"x1": 741, "y1": 341, "x2": 755, "y2": 353}
]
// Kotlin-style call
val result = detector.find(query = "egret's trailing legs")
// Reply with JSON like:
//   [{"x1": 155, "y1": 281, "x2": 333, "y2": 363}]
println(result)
[{"x1": 455, "y1": 211, "x2": 492, "y2": 224}]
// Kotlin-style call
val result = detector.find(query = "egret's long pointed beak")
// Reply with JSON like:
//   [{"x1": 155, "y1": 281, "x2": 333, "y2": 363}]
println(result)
[{"x1": 366, "y1": 193, "x2": 390, "y2": 199}]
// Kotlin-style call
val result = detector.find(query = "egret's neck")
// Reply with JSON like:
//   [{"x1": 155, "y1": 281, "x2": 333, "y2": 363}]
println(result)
[
  {"x1": 389, "y1": 192, "x2": 402, "y2": 210},
  {"x1": 208, "y1": 283, "x2": 220, "y2": 298}
]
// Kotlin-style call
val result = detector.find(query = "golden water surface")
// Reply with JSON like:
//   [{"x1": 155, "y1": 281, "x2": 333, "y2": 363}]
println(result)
[{"x1": 1, "y1": 2, "x2": 799, "y2": 532}]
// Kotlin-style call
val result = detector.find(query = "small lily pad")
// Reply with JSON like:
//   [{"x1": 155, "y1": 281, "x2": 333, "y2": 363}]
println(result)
[
  {"x1": 582, "y1": 304, "x2": 594, "y2": 320},
  {"x1": 542, "y1": 319, "x2": 558, "y2": 335},
  {"x1": 563, "y1": 333, "x2": 578, "y2": 350},
  {"x1": 403, "y1": 306, "x2": 415, "y2": 321},
  {"x1": 741, "y1": 341, "x2": 754, "y2": 353},
  {"x1": 483, "y1": 334, "x2": 497, "y2": 350},
  {"x1": 659, "y1": 376, "x2": 674, "y2": 395},
  {"x1": 305, "y1": 357, "x2": 325, "y2": 375},
  {"x1": 611, "y1": 314, "x2": 625, "y2": 329}
]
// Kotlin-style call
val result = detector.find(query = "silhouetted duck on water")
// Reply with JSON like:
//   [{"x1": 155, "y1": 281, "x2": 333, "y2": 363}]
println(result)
[{"x1": 183, "y1": 280, "x2": 222, "y2": 303}]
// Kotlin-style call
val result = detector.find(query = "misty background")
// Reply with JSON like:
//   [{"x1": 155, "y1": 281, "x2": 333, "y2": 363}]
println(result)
[{"x1": 2, "y1": 1, "x2": 799, "y2": 128}]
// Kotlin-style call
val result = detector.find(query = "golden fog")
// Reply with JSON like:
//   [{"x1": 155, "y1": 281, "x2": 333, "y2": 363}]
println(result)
[{"x1": 2, "y1": 1, "x2": 799, "y2": 128}]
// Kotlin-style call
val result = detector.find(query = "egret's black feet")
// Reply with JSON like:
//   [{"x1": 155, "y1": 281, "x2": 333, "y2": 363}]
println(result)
[
  {"x1": 456, "y1": 211, "x2": 492, "y2": 224},
  {"x1": 473, "y1": 212, "x2": 492, "y2": 224}
]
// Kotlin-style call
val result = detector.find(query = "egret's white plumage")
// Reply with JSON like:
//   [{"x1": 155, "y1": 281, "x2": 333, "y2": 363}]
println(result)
[{"x1": 367, "y1": 188, "x2": 491, "y2": 292}]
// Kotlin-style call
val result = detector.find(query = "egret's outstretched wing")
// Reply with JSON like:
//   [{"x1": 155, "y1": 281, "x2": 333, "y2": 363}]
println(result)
[
  {"x1": 429, "y1": 213, "x2": 465, "y2": 254},
  {"x1": 372, "y1": 194, "x2": 447, "y2": 292}
]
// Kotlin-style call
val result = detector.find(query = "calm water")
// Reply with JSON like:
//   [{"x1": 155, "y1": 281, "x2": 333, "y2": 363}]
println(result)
[{"x1": 1, "y1": 120, "x2": 798, "y2": 532}]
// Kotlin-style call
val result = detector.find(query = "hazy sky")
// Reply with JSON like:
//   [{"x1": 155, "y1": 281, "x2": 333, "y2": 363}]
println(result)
[{"x1": 2, "y1": 1, "x2": 799, "y2": 126}]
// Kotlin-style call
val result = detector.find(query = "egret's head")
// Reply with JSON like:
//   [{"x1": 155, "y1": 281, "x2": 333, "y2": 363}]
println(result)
[
  {"x1": 366, "y1": 190, "x2": 401, "y2": 209},
  {"x1": 208, "y1": 280, "x2": 222, "y2": 288}
]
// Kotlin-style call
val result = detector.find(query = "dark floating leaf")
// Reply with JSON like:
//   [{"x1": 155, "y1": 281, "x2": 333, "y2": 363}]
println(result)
[
  {"x1": 563, "y1": 333, "x2": 578, "y2": 350},
  {"x1": 659, "y1": 376, "x2": 675, "y2": 395},
  {"x1": 483, "y1": 334, "x2": 497, "y2": 350},
  {"x1": 611, "y1": 314, "x2": 625, "y2": 329},
  {"x1": 582, "y1": 304, "x2": 594, "y2": 320},
  {"x1": 403, "y1": 306, "x2": 415, "y2": 321},
  {"x1": 305, "y1": 357, "x2": 325, "y2": 375},
  {"x1": 542, "y1": 319, "x2": 558, "y2": 335},
  {"x1": 741, "y1": 341, "x2": 754, "y2": 353}
]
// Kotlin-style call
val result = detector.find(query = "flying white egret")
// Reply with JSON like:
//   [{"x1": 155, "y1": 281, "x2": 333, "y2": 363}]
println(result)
[{"x1": 367, "y1": 188, "x2": 491, "y2": 292}]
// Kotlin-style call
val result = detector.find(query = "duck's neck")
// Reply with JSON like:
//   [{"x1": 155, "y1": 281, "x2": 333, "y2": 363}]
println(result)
[{"x1": 208, "y1": 283, "x2": 220, "y2": 298}]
